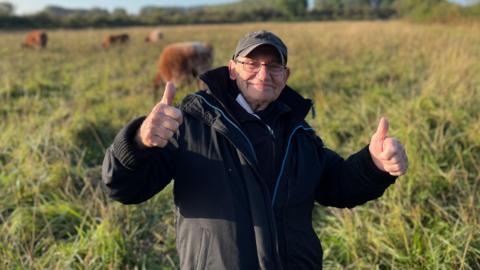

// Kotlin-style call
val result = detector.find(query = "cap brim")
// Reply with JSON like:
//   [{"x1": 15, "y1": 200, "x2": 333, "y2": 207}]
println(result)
[{"x1": 237, "y1": 43, "x2": 285, "y2": 65}]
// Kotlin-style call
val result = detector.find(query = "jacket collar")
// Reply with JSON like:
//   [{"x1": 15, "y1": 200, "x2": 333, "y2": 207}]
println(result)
[{"x1": 199, "y1": 66, "x2": 313, "y2": 122}]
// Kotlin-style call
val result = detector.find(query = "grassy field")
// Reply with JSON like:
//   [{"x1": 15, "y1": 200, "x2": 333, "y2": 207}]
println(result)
[{"x1": 1, "y1": 21, "x2": 479, "y2": 269}]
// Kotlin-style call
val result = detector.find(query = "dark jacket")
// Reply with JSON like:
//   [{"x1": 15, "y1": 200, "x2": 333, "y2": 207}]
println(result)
[{"x1": 102, "y1": 67, "x2": 396, "y2": 270}]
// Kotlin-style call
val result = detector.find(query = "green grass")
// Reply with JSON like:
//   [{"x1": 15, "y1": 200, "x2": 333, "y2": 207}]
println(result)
[{"x1": 1, "y1": 21, "x2": 479, "y2": 269}]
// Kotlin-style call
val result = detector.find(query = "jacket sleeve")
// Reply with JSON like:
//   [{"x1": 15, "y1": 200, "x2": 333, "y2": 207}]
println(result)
[
  {"x1": 315, "y1": 144, "x2": 397, "y2": 208},
  {"x1": 102, "y1": 116, "x2": 177, "y2": 204}
]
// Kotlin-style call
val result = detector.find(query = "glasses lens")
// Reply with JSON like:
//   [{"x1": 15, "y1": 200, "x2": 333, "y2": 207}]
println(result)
[
  {"x1": 269, "y1": 64, "x2": 285, "y2": 74},
  {"x1": 243, "y1": 61, "x2": 260, "y2": 73}
]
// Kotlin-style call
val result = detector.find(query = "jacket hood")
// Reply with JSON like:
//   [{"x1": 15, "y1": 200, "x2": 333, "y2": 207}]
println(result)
[{"x1": 199, "y1": 66, "x2": 313, "y2": 121}]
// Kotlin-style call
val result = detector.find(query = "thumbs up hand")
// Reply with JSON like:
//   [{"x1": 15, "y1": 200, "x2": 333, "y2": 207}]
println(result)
[
  {"x1": 135, "y1": 82, "x2": 183, "y2": 148},
  {"x1": 369, "y1": 117, "x2": 408, "y2": 176}
]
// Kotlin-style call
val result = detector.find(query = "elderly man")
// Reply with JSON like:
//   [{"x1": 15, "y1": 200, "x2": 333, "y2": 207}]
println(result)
[{"x1": 102, "y1": 30, "x2": 408, "y2": 269}]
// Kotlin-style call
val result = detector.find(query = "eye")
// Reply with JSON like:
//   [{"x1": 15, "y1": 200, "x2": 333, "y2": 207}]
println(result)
[
  {"x1": 243, "y1": 61, "x2": 260, "y2": 71},
  {"x1": 267, "y1": 64, "x2": 285, "y2": 74},
  {"x1": 245, "y1": 62, "x2": 259, "y2": 67}
]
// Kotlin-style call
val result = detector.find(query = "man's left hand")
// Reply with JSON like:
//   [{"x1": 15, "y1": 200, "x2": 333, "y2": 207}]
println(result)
[{"x1": 369, "y1": 117, "x2": 408, "y2": 176}]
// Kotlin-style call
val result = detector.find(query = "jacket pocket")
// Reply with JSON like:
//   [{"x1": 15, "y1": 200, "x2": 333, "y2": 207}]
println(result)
[{"x1": 195, "y1": 228, "x2": 210, "y2": 270}]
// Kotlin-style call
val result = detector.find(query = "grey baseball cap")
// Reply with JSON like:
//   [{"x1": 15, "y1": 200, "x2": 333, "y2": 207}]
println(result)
[{"x1": 233, "y1": 30, "x2": 288, "y2": 65}]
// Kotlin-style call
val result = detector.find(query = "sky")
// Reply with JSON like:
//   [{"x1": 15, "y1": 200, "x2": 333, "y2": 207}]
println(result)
[
  {"x1": 9, "y1": 0, "x2": 478, "y2": 15},
  {"x1": 11, "y1": 0, "x2": 239, "y2": 15}
]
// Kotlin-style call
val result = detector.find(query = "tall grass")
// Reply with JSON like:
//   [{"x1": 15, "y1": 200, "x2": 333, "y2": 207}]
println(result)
[{"x1": 0, "y1": 21, "x2": 479, "y2": 269}]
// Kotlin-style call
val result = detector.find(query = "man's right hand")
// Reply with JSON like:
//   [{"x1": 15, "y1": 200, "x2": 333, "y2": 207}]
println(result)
[{"x1": 135, "y1": 82, "x2": 183, "y2": 148}]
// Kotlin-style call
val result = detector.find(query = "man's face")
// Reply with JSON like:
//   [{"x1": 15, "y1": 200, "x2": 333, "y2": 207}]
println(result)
[{"x1": 228, "y1": 45, "x2": 290, "y2": 111}]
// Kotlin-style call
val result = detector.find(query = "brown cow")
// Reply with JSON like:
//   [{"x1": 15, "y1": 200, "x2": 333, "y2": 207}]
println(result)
[
  {"x1": 145, "y1": 29, "x2": 164, "y2": 43},
  {"x1": 21, "y1": 31, "x2": 48, "y2": 49},
  {"x1": 102, "y1": 33, "x2": 129, "y2": 48},
  {"x1": 153, "y1": 42, "x2": 213, "y2": 96}
]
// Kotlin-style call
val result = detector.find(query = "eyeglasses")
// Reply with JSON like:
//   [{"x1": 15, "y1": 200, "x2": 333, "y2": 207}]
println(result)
[{"x1": 235, "y1": 60, "x2": 286, "y2": 75}]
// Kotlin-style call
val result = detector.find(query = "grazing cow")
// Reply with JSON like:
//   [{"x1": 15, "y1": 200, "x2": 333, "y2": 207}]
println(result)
[
  {"x1": 145, "y1": 29, "x2": 164, "y2": 43},
  {"x1": 153, "y1": 42, "x2": 213, "y2": 98},
  {"x1": 102, "y1": 33, "x2": 129, "y2": 48},
  {"x1": 21, "y1": 31, "x2": 48, "y2": 49}
]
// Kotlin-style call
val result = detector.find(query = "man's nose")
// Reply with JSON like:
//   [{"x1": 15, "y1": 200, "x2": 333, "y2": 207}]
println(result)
[{"x1": 255, "y1": 64, "x2": 269, "y2": 80}]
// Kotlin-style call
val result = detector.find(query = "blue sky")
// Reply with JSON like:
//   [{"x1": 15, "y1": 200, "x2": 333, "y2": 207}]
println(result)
[{"x1": 10, "y1": 0, "x2": 477, "y2": 15}]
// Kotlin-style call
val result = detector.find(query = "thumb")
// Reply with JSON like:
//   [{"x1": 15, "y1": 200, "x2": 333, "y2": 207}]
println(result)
[
  {"x1": 160, "y1": 81, "x2": 176, "y2": 106},
  {"x1": 375, "y1": 117, "x2": 389, "y2": 142},
  {"x1": 371, "y1": 117, "x2": 389, "y2": 154}
]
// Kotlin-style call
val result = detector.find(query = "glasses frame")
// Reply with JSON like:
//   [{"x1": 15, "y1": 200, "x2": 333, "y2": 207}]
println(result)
[{"x1": 234, "y1": 59, "x2": 287, "y2": 76}]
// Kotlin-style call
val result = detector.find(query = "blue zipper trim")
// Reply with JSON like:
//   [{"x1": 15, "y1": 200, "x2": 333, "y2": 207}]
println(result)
[
  {"x1": 192, "y1": 93, "x2": 257, "y2": 162},
  {"x1": 271, "y1": 125, "x2": 315, "y2": 207}
]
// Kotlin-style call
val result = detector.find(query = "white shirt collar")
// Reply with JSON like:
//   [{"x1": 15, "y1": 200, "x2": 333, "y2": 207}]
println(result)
[{"x1": 235, "y1": 94, "x2": 260, "y2": 119}]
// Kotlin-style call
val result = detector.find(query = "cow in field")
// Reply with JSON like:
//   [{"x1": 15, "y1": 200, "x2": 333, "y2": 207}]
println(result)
[
  {"x1": 21, "y1": 31, "x2": 48, "y2": 49},
  {"x1": 145, "y1": 29, "x2": 164, "y2": 43},
  {"x1": 102, "y1": 33, "x2": 129, "y2": 48},
  {"x1": 153, "y1": 42, "x2": 213, "y2": 99}
]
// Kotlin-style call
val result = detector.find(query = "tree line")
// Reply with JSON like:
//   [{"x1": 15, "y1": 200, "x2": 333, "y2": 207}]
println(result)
[{"x1": 1, "y1": 0, "x2": 480, "y2": 29}]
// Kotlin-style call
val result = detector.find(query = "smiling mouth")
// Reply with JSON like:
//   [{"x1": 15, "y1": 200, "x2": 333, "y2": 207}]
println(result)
[{"x1": 250, "y1": 83, "x2": 274, "y2": 88}]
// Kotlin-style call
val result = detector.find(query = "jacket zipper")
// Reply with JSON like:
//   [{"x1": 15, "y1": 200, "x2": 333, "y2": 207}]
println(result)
[
  {"x1": 192, "y1": 93, "x2": 257, "y2": 162},
  {"x1": 271, "y1": 125, "x2": 314, "y2": 207},
  {"x1": 192, "y1": 93, "x2": 283, "y2": 269}
]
